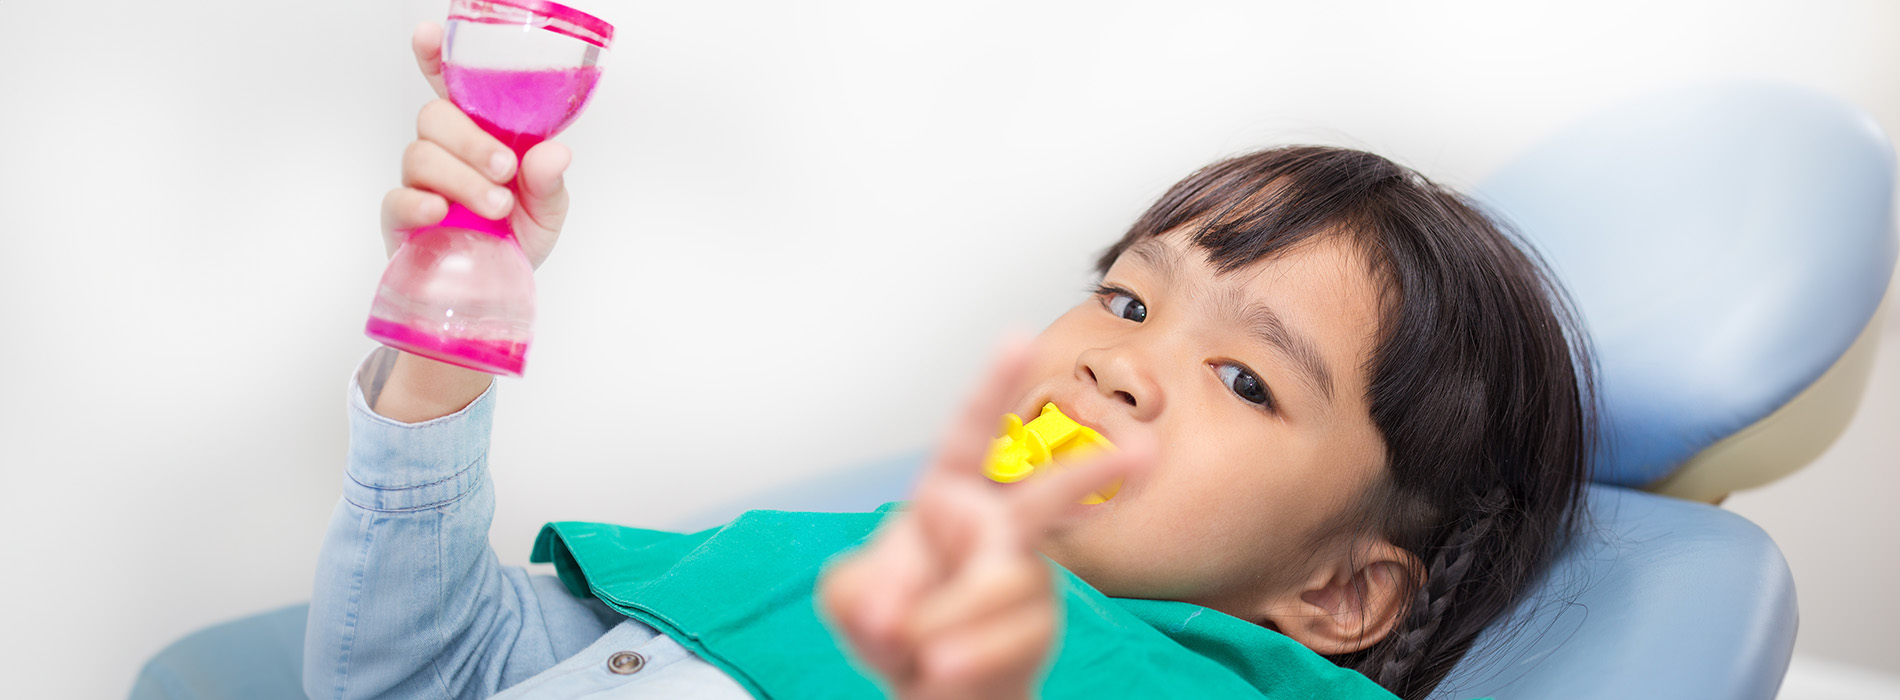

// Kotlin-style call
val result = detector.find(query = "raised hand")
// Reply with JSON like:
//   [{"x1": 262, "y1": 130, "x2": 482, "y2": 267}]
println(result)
[
  {"x1": 379, "y1": 22, "x2": 570, "y2": 270},
  {"x1": 819, "y1": 340, "x2": 1155, "y2": 700},
  {"x1": 368, "y1": 22, "x2": 576, "y2": 421}
]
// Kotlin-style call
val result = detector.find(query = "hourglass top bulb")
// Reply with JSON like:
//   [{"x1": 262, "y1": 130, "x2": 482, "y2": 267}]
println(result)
[{"x1": 443, "y1": 0, "x2": 614, "y2": 156}]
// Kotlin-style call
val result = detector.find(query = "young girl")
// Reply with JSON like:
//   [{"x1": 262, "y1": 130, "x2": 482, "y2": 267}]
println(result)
[{"x1": 307, "y1": 24, "x2": 1591, "y2": 700}]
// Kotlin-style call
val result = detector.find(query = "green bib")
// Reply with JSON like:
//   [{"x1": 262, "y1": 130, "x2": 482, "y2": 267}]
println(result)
[{"x1": 530, "y1": 506, "x2": 1397, "y2": 699}]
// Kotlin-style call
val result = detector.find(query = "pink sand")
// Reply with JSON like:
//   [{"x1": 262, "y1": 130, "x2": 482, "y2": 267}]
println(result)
[
  {"x1": 443, "y1": 64, "x2": 603, "y2": 156},
  {"x1": 365, "y1": 316, "x2": 528, "y2": 377}
]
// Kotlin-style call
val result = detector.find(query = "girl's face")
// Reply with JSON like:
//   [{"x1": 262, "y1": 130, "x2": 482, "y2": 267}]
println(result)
[{"x1": 1020, "y1": 230, "x2": 1390, "y2": 621}]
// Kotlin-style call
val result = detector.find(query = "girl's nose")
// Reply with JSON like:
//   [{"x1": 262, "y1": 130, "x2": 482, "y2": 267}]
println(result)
[{"x1": 1076, "y1": 346, "x2": 1164, "y2": 421}]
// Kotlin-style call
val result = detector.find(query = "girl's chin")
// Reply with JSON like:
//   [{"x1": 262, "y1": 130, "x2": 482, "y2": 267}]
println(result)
[
  {"x1": 1035, "y1": 531, "x2": 1121, "y2": 593},
  {"x1": 1038, "y1": 500, "x2": 1112, "y2": 557}
]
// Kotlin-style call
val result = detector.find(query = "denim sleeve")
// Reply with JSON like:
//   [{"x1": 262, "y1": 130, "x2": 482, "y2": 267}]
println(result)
[{"x1": 304, "y1": 348, "x2": 621, "y2": 700}]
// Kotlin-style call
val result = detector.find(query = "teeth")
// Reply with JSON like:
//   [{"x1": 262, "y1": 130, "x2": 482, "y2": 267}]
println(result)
[{"x1": 982, "y1": 402, "x2": 1118, "y2": 502}]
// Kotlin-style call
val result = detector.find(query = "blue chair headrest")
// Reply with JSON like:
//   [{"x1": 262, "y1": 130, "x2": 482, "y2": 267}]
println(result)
[{"x1": 1475, "y1": 82, "x2": 1896, "y2": 488}]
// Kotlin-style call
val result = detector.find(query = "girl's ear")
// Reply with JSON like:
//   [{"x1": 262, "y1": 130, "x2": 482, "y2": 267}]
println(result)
[{"x1": 1259, "y1": 540, "x2": 1421, "y2": 655}]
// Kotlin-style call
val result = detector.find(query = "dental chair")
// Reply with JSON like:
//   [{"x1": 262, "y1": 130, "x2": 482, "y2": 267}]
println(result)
[{"x1": 130, "y1": 82, "x2": 1897, "y2": 699}]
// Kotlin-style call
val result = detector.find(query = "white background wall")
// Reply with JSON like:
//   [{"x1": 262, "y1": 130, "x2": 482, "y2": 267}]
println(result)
[{"x1": 1, "y1": 1, "x2": 1896, "y2": 698}]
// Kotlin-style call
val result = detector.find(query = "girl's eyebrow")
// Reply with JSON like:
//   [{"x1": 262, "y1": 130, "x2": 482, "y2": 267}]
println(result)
[
  {"x1": 1126, "y1": 239, "x2": 1180, "y2": 286},
  {"x1": 1241, "y1": 301, "x2": 1336, "y2": 403},
  {"x1": 1129, "y1": 236, "x2": 1337, "y2": 403}
]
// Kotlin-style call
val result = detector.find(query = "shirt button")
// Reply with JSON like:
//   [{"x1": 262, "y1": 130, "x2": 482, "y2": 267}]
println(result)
[{"x1": 607, "y1": 651, "x2": 646, "y2": 675}]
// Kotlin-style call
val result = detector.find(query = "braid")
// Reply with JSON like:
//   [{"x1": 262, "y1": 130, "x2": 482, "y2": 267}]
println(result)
[{"x1": 1346, "y1": 486, "x2": 1512, "y2": 698}]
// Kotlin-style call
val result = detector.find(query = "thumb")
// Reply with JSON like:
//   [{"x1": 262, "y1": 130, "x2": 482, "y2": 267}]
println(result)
[
  {"x1": 513, "y1": 141, "x2": 572, "y2": 269},
  {"x1": 412, "y1": 23, "x2": 449, "y2": 99},
  {"x1": 1007, "y1": 431, "x2": 1155, "y2": 536}
]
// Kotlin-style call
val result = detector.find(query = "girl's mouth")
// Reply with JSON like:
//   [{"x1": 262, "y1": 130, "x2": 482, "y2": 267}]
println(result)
[{"x1": 984, "y1": 400, "x2": 1122, "y2": 503}]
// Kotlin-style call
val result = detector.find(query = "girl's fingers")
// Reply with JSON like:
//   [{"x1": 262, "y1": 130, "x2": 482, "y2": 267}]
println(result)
[
  {"x1": 412, "y1": 22, "x2": 449, "y2": 99},
  {"x1": 822, "y1": 518, "x2": 941, "y2": 682},
  {"x1": 380, "y1": 188, "x2": 448, "y2": 254},
  {"x1": 417, "y1": 99, "x2": 516, "y2": 183},
  {"x1": 516, "y1": 141, "x2": 570, "y2": 227},
  {"x1": 1005, "y1": 431, "x2": 1156, "y2": 536},
  {"x1": 857, "y1": 524, "x2": 940, "y2": 644},
  {"x1": 402, "y1": 139, "x2": 514, "y2": 220},
  {"x1": 511, "y1": 141, "x2": 571, "y2": 268},
  {"x1": 918, "y1": 594, "x2": 1055, "y2": 690},
  {"x1": 905, "y1": 482, "x2": 1026, "y2": 637},
  {"x1": 906, "y1": 550, "x2": 1046, "y2": 644},
  {"x1": 821, "y1": 555, "x2": 915, "y2": 678},
  {"x1": 925, "y1": 336, "x2": 1035, "y2": 486}
]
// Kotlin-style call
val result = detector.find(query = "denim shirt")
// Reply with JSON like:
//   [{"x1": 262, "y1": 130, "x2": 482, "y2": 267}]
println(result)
[{"x1": 303, "y1": 347, "x2": 752, "y2": 700}]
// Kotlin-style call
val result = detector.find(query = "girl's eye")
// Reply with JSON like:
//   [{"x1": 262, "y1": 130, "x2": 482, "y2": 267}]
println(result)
[
  {"x1": 1217, "y1": 363, "x2": 1274, "y2": 409},
  {"x1": 1103, "y1": 290, "x2": 1147, "y2": 322}
]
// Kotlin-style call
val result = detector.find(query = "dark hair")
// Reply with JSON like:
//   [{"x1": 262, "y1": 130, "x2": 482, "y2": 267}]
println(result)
[{"x1": 1096, "y1": 146, "x2": 1594, "y2": 700}]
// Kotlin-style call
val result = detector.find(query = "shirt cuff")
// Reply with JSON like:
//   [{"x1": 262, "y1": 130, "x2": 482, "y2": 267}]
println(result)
[{"x1": 343, "y1": 346, "x2": 498, "y2": 512}]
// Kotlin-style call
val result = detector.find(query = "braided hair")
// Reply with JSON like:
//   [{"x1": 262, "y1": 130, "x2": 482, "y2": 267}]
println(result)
[{"x1": 1097, "y1": 147, "x2": 1594, "y2": 700}]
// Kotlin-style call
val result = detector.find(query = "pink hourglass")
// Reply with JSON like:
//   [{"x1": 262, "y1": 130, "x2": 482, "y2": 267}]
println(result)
[{"x1": 365, "y1": 0, "x2": 613, "y2": 377}]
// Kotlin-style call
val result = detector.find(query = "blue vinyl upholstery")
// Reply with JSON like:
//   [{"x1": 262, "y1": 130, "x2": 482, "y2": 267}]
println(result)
[
  {"x1": 1427, "y1": 81, "x2": 1892, "y2": 698},
  {"x1": 1476, "y1": 83, "x2": 1896, "y2": 488},
  {"x1": 1429, "y1": 485, "x2": 1797, "y2": 698},
  {"x1": 130, "y1": 602, "x2": 309, "y2": 700}
]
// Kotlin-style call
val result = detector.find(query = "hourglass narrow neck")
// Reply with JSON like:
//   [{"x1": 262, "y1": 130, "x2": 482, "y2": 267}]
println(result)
[{"x1": 440, "y1": 203, "x2": 515, "y2": 239}]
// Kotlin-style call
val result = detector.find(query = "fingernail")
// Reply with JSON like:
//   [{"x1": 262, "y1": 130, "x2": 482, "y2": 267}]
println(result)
[
  {"x1": 489, "y1": 151, "x2": 513, "y2": 180},
  {"x1": 487, "y1": 187, "x2": 512, "y2": 215}
]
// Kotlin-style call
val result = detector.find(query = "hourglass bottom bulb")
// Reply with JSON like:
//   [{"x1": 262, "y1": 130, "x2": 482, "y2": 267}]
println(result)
[
  {"x1": 365, "y1": 316, "x2": 529, "y2": 377},
  {"x1": 365, "y1": 223, "x2": 537, "y2": 377}
]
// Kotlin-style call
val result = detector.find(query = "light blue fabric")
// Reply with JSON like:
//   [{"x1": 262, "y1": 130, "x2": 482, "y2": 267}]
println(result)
[
  {"x1": 297, "y1": 347, "x2": 752, "y2": 700},
  {"x1": 1473, "y1": 82, "x2": 1897, "y2": 488}
]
